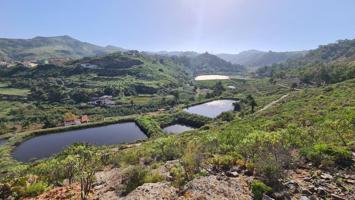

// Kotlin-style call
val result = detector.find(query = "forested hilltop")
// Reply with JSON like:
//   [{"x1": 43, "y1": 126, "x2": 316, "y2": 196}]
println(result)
[
  {"x1": 218, "y1": 50, "x2": 307, "y2": 70},
  {"x1": 0, "y1": 38, "x2": 354, "y2": 200},
  {"x1": 257, "y1": 39, "x2": 355, "y2": 85}
]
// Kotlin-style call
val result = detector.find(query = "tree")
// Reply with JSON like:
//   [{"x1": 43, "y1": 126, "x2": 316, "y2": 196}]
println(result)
[
  {"x1": 70, "y1": 89, "x2": 90, "y2": 103},
  {"x1": 64, "y1": 112, "x2": 77, "y2": 122},
  {"x1": 213, "y1": 81, "x2": 225, "y2": 96},
  {"x1": 64, "y1": 144, "x2": 102, "y2": 200},
  {"x1": 233, "y1": 102, "x2": 241, "y2": 111},
  {"x1": 171, "y1": 90, "x2": 180, "y2": 104},
  {"x1": 291, "y1": 82, "x2": 298, "y2": 90},
  {"x1": 218, "y1": 111, "x2": 235, "y2": 122},
  {"x1": 246, "y1": 95, "x2": 257, "y2": 113}
]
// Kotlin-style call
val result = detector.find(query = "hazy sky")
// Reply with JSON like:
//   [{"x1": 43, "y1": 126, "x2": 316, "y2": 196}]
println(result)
[{"x1": 2, "y1": 0, "x2": 355, "y2": 53}]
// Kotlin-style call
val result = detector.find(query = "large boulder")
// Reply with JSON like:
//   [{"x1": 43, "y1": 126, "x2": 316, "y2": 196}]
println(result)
[{"x1": 122, "y1": 182, "x2": 178, "y2": 200}]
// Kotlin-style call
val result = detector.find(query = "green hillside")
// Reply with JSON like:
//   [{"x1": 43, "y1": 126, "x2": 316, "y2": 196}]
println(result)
[
  {"x1": 0, "y1": 36, "x2": 124, "y2": 61},
  {"x1": 256, "y1": 39, "x2": 355, "y2": 84},
  {"x1": 172, "y1": 52, "x2": 245, "y2": 75},
  {"x1": 218, "y1": 50, "x2": 307, "y2": 70}
]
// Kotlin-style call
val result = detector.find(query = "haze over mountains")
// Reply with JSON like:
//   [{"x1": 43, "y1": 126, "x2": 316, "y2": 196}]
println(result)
[
  {"x1": 217, "y1": 50, "x2": 308, "y2": 70},
  {"x1": 0, "y1": 35, "x2": 310, "y2": 70},
  {"x1": 2, "y1": 35, "x2": 354, "y2": 73}
]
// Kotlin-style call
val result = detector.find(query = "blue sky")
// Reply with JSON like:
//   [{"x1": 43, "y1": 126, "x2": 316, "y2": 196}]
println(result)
[{"x1": 2, "y1": 0, "x2": 355, "y2": 53}]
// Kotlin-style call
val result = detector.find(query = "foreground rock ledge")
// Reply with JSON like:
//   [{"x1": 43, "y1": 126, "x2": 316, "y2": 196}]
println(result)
[{"x1": 123, "y1": 175, "x2": 251, "y2": 200}]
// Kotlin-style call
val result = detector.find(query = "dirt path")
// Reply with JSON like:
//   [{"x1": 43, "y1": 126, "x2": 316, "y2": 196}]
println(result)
[{"x1": 256, "y1": 94, "x2": 289, "y2": 113}]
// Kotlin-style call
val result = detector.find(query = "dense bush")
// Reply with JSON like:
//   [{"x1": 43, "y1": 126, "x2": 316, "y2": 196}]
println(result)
[
  {"x1": 151, "y1": 136, "x2": 183, "y2": 161},
  {"x1": 301, "y1": 144, "x2": 353, "y2": 167},
  {"x1": 121, "y1": 166, "x2": 147, "y2": 195},
  {"x1": 217, "y1": 111, "x2": 235, "y2": 122},
  {"x1": 23, "y1": 181, "x2": 49, "y2": 197},
  {"x1": 135, "y1": 116, "x2": 164, "y2": 137},
  {"x1": 175, "y1": 112, "x2": 211, "y2": 128},
  {"x1": 251, "y1": 180, "x2": 272, "y2": 200},
  {"x1": 208, "y1": 154, "x2": 236, "y2": 171},
  {"x1": 121, "y1": 166, "x2": 164, "y2": 195}
]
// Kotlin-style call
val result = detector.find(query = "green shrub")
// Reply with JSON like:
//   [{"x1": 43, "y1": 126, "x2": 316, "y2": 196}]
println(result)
[
  {"x1": 143, "y1": 172, "x2": 164, "y2": 183},
  {"x1": 122, "y1": 166, "x2": 164, "y2": 195},
  {"x1": 152, "y1": 136, "x2": 182, "y2": 161},
  {"x1": 218, "y1": 111, "x2": 235, "y2": 122},
  {"x1": 251, "y1": 180, "x2": 272, "y2": 200},
  {"x1": 122, "y1": 166, "x2": 148, "y2": 195},
  {"x1": 135, "y1": 116, "x2": 164, "y2": 137},
  {"x1": 181, "y1": 141, "x2": 203, "y2": 180},
  {"x1": 208, "y1": 154, "x2": 235, "y2": 171},
  {"x1": 301, "y1": 144, "x2": 353, "y2": 167},
  {"x1": 175, "y1": 112, "x2": 211, "y2": 128},
  {"x1": 24, "y1": 181, "x2": 49, "y2": 197},
  {"x1": 169, "y1": 165, "x2": 186, "y2": 188}
]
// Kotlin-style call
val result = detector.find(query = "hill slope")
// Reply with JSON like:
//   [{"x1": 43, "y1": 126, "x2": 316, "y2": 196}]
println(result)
[
  {"x1": 218, "y1": 50, "x2": 307, "y2": 70},
  {"x1": 0, "y1": 36, "x2": 124, "y2": 61},
  {"x1": 171, "y1": 52, "x2": 245, "y2": 75},
  {"x1": 256, "y1": 39, "x2": 355, "y2": 84}
]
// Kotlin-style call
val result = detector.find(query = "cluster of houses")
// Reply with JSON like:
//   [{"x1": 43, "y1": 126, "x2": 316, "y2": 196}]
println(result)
[{"x1": 64, "y1": 115, "x2": 89, "y2": 126}]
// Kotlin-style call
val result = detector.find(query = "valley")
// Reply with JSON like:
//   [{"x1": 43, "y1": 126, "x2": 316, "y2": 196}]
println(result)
[{"x1": 0, "y1": 37, "x2": 354, "y2": 200}]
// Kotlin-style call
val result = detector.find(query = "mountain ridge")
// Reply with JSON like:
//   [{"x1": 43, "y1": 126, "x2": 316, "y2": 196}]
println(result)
[
  {"x1": 0, "y1": 35, "x2": 125, "y2": 61},
  {"x1": 217, "y1": 50, "x2": 308, "y2": 70}
]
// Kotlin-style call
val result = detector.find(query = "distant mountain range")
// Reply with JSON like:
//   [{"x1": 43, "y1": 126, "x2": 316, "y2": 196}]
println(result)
[
  {"x1": 0, "y1": 35, "x2": 332, "y2": 72},
  {"x1": 0, "y1": 36, "x2": 125, "y2": 61},
  {"x1": 217, "y1": 50, "x2": 308, "y2": 70}
]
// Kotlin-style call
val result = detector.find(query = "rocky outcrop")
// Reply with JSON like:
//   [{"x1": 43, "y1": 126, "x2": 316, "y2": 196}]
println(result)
[
  {"x1": 179, "y1": 175, "x2": 252, "y2": 200},
  {"x1": 282, "y1": 169, "x2": 355, "y2": 200},
  {"x1": 122, "y1": 182, "x2": 178, "y2": 200},
  {"x1": 93, "y1": 168, "x2": 123, "y2": 200}
]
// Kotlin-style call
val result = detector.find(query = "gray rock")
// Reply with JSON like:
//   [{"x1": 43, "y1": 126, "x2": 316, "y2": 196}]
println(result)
[
  {"x1": 320, "y1": 173, "x2": 333, "y2": 180},
  {"x1": 122, "y1": 182, "x2": 178, "y2": 200},
  {"x1": 331, "y1": 194, "x2": 346, "y2": 200},
  {"x1": 226, "y1": 171, "x2": 239, "y2": 177},
  {"x1": 300, "y1": 196, "x2": 310, "y2": 200},
  {"x1": 272, "y1": 191, "x2": 291, "y2": 200},
  {"x1": 309, "y1": 195, "x2": 318, "y2": 200},
  {"x1": 94, "y1": 184, "x2": 105, "y2": 190},
  {"x1": 301, "y1": 187, "x2": 312, "y2": 195},
  {"x1": 316, "y1": 187, "x2": 327, "y2": 196},
  {"x1": 262, "y1": 194, "x2": 275, "y2": 200},
  {"x1": 181, "y1": 175, "x2": 252, "y2": 200}
]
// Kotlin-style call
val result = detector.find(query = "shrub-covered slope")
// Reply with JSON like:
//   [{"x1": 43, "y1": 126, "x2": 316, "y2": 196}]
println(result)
[
  {"x1": 256, "y1": 39, "x2": 355, "y2": 84},
  {"x1": 0, "y1": 35, "x2": 124, "y2": 61}
]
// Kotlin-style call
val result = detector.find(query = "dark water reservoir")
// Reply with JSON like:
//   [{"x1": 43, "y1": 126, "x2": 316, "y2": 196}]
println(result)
[
  {"x1": 13, "y1": 122, "x2": 147, "y2": 162},
  {"x1": 184, "y1": 99, "x2": 236, "y2": 118},
  {"x1": 0, "y1": 139, "x2": 6, "y2": 146}
]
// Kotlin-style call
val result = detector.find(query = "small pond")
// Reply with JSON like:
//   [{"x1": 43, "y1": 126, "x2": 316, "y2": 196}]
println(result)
[
  {"x1": 0, "y1": 139, "x2": 7, "y2": 146},
  {"x1": 163, "y1": 124, "x2": 194, "y2": 134},
  {"x1": 184, "y1": 99, "x2": 237, "y2": 118},
  {"x1": 13, "y1": 122, "x2": 147, "y2": 162}
]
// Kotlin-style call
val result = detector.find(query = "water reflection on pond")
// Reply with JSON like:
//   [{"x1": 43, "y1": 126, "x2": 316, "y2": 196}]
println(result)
[
  {"x1": 13, "y1": 122, "x2": 147, "y2": 162},
  {"x1": 184, "y1": 99, "x2": 237, "y2": 118},
  {"x1": 0, "y1": 139, "x2": 7, "y2": 146},
  {"x1": 163, "y1": 124, "x2": 194, "y2": 134}
]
